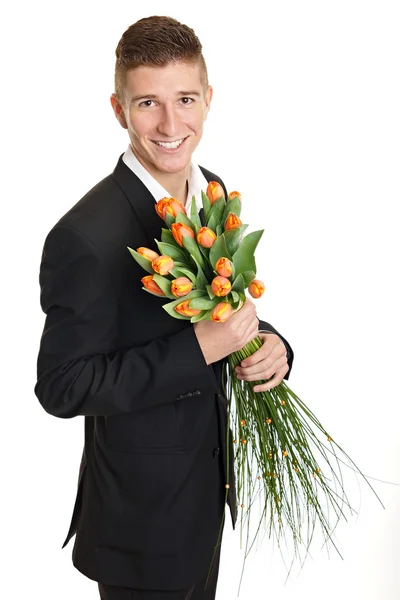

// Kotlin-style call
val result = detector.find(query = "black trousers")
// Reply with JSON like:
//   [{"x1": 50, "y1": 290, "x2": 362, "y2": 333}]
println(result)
[{"x1": 98, "y1": 542, "x2": 222, "y2": 600}]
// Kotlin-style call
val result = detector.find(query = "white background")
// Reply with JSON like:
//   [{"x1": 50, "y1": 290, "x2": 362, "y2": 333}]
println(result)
[{"x1": 1, "y1": 1, "x2": 399, "y2": 598}]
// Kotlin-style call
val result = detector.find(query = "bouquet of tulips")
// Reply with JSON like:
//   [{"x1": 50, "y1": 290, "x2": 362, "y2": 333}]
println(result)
[{"x1": 128, "y1": 183, "x2": 381, "y2": 588}]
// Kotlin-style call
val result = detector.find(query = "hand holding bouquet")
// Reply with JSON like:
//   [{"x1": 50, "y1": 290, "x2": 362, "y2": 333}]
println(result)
[{"x1": 128, "y1": 183, "x2": 382, "y2": 589}]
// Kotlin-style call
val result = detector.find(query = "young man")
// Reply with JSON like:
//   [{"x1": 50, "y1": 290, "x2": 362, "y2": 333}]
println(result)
[{"x1": 35, "y1": 16, "x2": 293, "y2": 600}]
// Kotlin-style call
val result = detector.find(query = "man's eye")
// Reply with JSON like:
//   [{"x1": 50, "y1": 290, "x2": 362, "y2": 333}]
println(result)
[
  {"x1": 140, "y1": 100, "x2": 155, "y2": 107},
  {"x1": 180, "y1": 97, "x2": 194, "y2": 105}
]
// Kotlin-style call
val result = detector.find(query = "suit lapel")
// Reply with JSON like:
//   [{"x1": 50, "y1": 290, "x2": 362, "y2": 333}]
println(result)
[{"x1": 112, "y1": 155, "x2": 165, "y2": 251}]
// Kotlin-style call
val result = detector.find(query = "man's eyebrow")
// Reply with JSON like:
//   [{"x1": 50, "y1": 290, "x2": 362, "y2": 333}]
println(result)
[{"x1": 130, "y1": 91, "x2": 202, "y2": 104}]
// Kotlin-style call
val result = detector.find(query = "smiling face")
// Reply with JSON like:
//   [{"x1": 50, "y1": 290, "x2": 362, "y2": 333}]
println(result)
[{"x1": 111, "y1": 61, "x2": 213, "y2": 184}]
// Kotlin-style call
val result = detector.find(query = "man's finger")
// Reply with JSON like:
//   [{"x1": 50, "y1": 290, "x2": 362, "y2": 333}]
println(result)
[{"x1": 252, "y1": 365, "x2": 289, "y2": 392}]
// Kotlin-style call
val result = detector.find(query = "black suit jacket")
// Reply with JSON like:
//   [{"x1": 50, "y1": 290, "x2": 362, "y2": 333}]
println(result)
[{"x1": 35, "y1": 155, "x2": 294, "y2": 589}]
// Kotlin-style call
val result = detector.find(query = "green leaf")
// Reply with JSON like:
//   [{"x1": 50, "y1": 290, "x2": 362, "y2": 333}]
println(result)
[
  {"x1": 216, "y1": 225, "x2": 222, "y2": 236},
  {"x1": 200, "y1": 307, "x2": 216, "y2": 321},
  {"x1": 201, "y1": 190, "x2": 211, "y2": 219},
  {"x1": 190, "y1": 310, "x2": 209, "y2": 323},
  {"x1": 182, "y1": 235, "x2": 206, "y2": 270},
  {"x1": 209, "y1": 233, "x2": 233, "y2": 270},
  {"x1": 165, "y1": 212, "x2": 175, "y2": 229},
  {"x1": 231, "y1": 273, "x2": 245, "y2": 295},
  {"x1": 207, "y1": 212, "x2": 220, "y2": 234},
  {"x1": 207, "y1": 196, "x2": 226, "y2": 226},
  {"x1": 169, "y1": 267, "x2": 197, "y2": 285},
  {"x1": 224, "y1": 224, "x2": 248, "y2": 256},
  {"x1": 231, "y1": 290, "x2": 240, "y2": 303},
  {"x1": 241, "y1": 270, "x2": 257, "y2": 287},
  {"x1": 190, "y1": 196, "x2": 202, "y2": 228},
  {"x1": 222, "y1": 197, "x2": 242, "y2": 224},
  {"x1": 190, "y1": 254, "x2": 209, "y2": 290},
  {"x1": 175, "y1": 210, "x2": 197, "y2": 233},
  {"x1": 161, "y1": 228, "x2": 177, "y2": 245},
  {"x1": 152, "y1": 274, "x2": 175, "y2": 298},
  {"x1": 127, "y1": 247, "x2": 154, "y2": 274},
  {"x1": 232, "y1": 230, "x2": 264, "y2": 275},
  {"x1": 198, "y1": 244, "x2": 210, "y2": 263},
  {"x1": 156, "y1": 241, "x2": 188, "y2": 262},
  {"x1": 206, "y1": 284, "x2": 216, "y2": 300},
  {"x1": 162, "y1": 289, "x2": 206, "y2": 320},
  {"x1": 189, "y1": 297, "x2": 220, "y2": 310}
]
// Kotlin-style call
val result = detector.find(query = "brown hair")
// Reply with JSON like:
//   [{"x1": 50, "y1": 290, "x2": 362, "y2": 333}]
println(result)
[{"x1": 114, "y1": 16, "x2": 208, "y2": 101}]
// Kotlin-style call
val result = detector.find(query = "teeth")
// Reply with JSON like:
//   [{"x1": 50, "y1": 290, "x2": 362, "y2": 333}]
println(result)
[{"x1": 156, "y1": 138, "x2": 185, "y2": 149}]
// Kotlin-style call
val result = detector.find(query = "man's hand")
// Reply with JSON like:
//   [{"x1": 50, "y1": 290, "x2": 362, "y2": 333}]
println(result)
[
  {"x1": 193, "y1": 299, "x2": 260, "y2": 365},
  {"x1": 235, "y1": 333, "x2": 289, "y2": 392}
]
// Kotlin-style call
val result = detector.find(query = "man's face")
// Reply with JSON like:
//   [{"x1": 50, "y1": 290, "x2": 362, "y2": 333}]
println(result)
[{"x1": 112, "y1": 61, "x2": 213, "y2": 179}]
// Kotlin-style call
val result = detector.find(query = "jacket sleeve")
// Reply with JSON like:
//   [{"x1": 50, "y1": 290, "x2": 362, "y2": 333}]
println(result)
[
  {"x1": 34, "y1": 225, "x2": 218, "y2": 419},
  {"x1": 257, "y1": 318, "x2": 294, "y2": 379}
]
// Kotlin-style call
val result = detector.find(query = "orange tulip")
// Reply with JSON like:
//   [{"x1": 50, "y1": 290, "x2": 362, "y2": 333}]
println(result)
[
  {"x1": 141, "y1": 275, "x2": 165, "y2": 296},
  {"x1": 171, "y1": 277, "x2": 193, "y2": 298},
  {"x1": 155, "y1": 197, "x2": 187, "y2": 220},
  {"x1": 206, "y1": 181, "x2": 225, "y2": 205},
  {"x1": 215, "y1": 257, "x2": 232, "y2": 278},
  {"x1": 211, "y1": 302, "x2": 233, "y2": 322},
  {"x1": 228, "y1": 191, "x2": 242, "y2": 201},
  {"x1": 248, "y1": 279, "x2": 265, "y2": 298},
  {"x1": 174, "y1": 300, "x2": 201, "y2": 317},
  {"x1": 137, "y1": 247, "x2": 159, "y2": 261},
  {"x1": 197, "y1": 227, "x2": 217, "y2": 248},
  {"x1": 224, "y1": 212, "x2": 242, "y2": 231},
  {"x1": 151, "y1": 255, "x2": 174, "y2": 275},
  {"x1": 211, "y1": 275, "x2": 231, "y2": 297},
  {"x1": 171, "y1": 222, "x2": 195, "y2": 247}
]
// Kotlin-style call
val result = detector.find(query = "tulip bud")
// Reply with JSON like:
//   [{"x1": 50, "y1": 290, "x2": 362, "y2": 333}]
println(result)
[
  {"x1": 155, "y1": 197, "x2": 187, "y2": 220},
  {"x1": 141, "y1": 275, "x2": 165, "y2": 296},
  {"x1": 171, "y1": 222, "x2": 195, "y2": 247},
  {"x1": 152, "y1": 255, "x2": 174, "y2": 276},
  {"x1": 137, "y1": 247, "x2": 160, "y2": 261},
  {"x1": 248, "y1": 279, "x2": 265, "y2": 298},
  {"x1": 228, "y1": 191, "x2": 242, "y2": 201},
  {"x1": 197, "y1": 227, "x2": 217, "y2": 248},
  {"x1": 171, "y1": 277, "x2": 193, "y2": 298},
  {"x1": 174, "y1": 300, "x2": 202, "y2": 317},
  {"x1": 211, "y1": 275, "x2": 231, "y2": 297},
  {"x1": 224, "y1": 213, "x2": 242, "y2": 231},
  {"x1": 206, "y1": 181, "x2": 225, "y2": 205},
  {"x1": 215, "y1": 257, "x2": 232, "y2": 278},
  {"x1": 211, "y1": 302, "x2": 233, "y2": 322}
]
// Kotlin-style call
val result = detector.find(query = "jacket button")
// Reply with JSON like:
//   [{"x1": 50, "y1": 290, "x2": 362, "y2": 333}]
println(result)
[
  {"x1": 186, "y1": 391, "x2": 193, "y2": 397},
  {"x1": 193, "y1": 390, "x2": 201, "y2": 396},
  {"x1": 213, "y1": 447, "x2": 220, "y2": 457},
  {"x1": 176, "y1": 395, "x2": 184, "y2": 401}
]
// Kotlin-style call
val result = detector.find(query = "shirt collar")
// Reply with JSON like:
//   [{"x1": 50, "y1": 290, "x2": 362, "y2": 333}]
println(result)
[{"x1": 122, "y1": 144, "x2": 209, "y2": 212}]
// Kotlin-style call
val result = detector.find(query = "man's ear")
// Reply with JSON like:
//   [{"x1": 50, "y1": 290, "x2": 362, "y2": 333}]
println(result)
[
  {"x1": 204, "y1": 85, "x2": 213, "y2": 120},
  {"x1": 110, "y1": 93, "x2": 128, "y2": 129}
]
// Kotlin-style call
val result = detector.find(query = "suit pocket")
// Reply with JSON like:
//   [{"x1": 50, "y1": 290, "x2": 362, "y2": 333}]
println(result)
[{"x1": 105, "y1": 401, "x2": 185, "y2": 453}]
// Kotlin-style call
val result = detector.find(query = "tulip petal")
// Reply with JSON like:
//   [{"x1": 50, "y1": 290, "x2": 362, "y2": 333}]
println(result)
[{"x1": 127, "y1": 247, "x2": 155, "y2": 275}]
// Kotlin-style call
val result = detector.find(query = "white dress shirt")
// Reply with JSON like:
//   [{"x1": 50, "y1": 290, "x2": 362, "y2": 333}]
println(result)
[{"x1": 122, "y1": 144, "x2": 209, "y2": 213}]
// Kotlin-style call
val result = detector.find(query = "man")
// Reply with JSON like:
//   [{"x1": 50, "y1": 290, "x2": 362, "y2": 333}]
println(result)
[{"x1": 35, "y1": 16, "x2": 294, "y2": 600}]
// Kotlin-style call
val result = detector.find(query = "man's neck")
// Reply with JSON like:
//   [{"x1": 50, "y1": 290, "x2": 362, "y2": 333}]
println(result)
[{"x1": 131, "y1": 145, "x2": 190, "y2": 204}]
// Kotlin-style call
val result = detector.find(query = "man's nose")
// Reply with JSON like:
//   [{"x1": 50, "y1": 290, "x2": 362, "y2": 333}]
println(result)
[{"x1": 157, "y1": 105, "x2": 180, "y2": 137}]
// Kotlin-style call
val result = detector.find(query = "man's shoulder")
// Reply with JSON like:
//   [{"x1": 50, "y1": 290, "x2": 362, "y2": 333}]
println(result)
[{"x1": 46, "y1": 162, "x2": 133, "y2": 251}]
